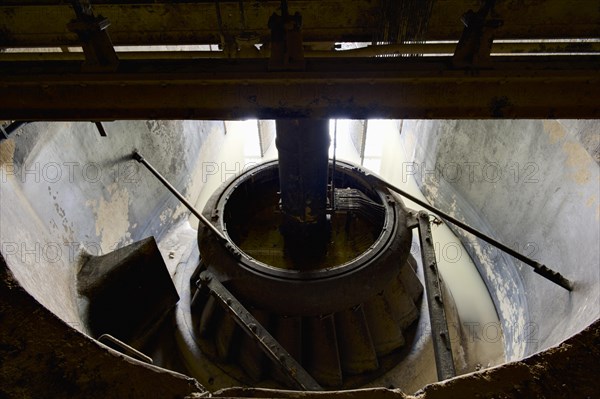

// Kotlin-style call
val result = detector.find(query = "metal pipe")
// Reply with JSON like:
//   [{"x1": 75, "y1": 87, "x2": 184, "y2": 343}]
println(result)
[
  {"x1": 132, "y1": 151, "x2": 227, "y2": 242},
  {"x1": 313, "y1": 42, "x2": 600, "y2": 57},
  {"x1": 367, "y1": 173, "x2": 574, "y2": 291},
  {"x1": 1, "y1": 41, "x2": 598, "y2": 62},
  {"x1": 98, "y1": 334, "x2": 153, "y2": 364},
  {"x1": 359, "y1": 120, "x2": 368, "y2": 166},
  {"x1": 330, "y1": 119, "x2": 337, "y2": 211}
]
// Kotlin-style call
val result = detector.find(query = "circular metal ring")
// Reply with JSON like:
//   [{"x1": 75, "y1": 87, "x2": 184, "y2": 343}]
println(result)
[{"x1": 198, "y1": 160, "x2": 412, "y2": 316}]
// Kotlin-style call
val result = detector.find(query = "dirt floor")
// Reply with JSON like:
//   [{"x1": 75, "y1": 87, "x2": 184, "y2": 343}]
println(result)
[{"x1": 1, "y1": 254, "x2": 599, "y2": 398}]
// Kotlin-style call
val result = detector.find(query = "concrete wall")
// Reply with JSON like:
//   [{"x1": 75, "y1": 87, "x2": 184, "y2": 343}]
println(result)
[
  {"x1": 1, "y1": 117, "x2": 597, "y2": 366},
  {"x1": 401, "y1": 120, "x2": 600, "y2": 360},
  {"x1": 0, "y1": 120, "x2": 225, "y2": 329}
]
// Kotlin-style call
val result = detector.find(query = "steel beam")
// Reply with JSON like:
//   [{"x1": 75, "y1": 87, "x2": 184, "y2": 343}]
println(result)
[
  {"x1": 415, "y1": 211, "x2": 456, "y2": 381},
  {"x1": 196, "y1": 271, "x2": 322, "y2": 391},
  {"x1": 0, "y1": 1, "x2": 598, "y2": 48},
  {"x1": 0, "y1": 56, "x2": 598, "y2": 120},
  {"x1": 427, "y1": 0, "x2": 600, "y2": 41}
]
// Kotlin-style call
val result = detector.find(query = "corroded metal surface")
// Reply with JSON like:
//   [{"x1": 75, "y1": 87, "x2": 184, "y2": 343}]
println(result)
[
  {"x1": 77, "y1": 236, "x2": 179, "y2": 345},
  {"x1": 197, "y1": 160, "x2": 412, "y2": 315},
  {"x1": 416, "y1": 212, "x2": 456, "y2": 381},
  {"x1": 1, "y1": 1, "x2": 598, "y2": 47},
  {"x1": 0, "y1": 57, "x2": 598, "y2": 120},
  {"x1": 276, "y1": 119, "x2": 330, "y2": 262},
  {"x1": 195, "y1": 271, "x2": 322, "y2": 391},
  {"x1": 189, "y1": 160, "x2": 422, "y2": 388}
]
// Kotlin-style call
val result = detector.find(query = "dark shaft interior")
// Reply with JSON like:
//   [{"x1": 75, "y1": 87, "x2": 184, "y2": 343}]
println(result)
[{"x1": 275, "y1": 119, "x2": 331, "y2": 261}]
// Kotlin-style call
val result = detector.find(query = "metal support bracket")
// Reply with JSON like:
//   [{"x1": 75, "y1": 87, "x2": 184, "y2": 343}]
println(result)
[
  {"x1": 415, "y1": 211, "x2": 456, "y2": 381},
  {"x1": 452, "y1": 0, "x2": 502, "y2": 68},
  {"x1": 0, "y1": 121, "x2": 29, "y2": 141},
  {"x1": 68, "y1": 0, "x2": 118, "y2": 71},
  {"x1": 195, "y1": 271, "x2": 322, "y2": 391},
  {"x1": 0, "y1": 124, "x2": 8, "y2": 140},
  {"x1": 268, "y1": 0, "x2": 305, "y2": 70},
  {"x1": 94, "y1": 121, "x2": 107, "y2": 137}
]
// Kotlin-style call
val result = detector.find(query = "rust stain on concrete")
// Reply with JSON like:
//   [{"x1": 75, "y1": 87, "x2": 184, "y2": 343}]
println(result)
[
  {"x1": 0, "y1": 138, "x2": 15, "y2": 167},
  {"x1": 542, "y1": 120, "x2": 566, "y2": 145},
  {"x1": 562, "y1": 141, "x2": 592, "y2": 185}
]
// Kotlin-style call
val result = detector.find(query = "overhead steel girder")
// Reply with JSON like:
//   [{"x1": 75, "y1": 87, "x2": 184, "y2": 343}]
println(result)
[
  {"x1": 0, "y1": 0, "x2": 599, "y2": 47},
  {"x1": 2, "y1": 1, "x2": 377, "y2": 47},
  {"x1": 0, "y1": 56, "x2": 598, "y2": 120},
  {"x1": 2, "y1": 39, "x2": 600, "y2": 62}
]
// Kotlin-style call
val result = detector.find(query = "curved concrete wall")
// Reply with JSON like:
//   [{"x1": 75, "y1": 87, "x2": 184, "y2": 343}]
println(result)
[
  {"x1": 1, "y1": 118, "x2": 597, "y2": 384},
  {"x1": 0, "y1": 120, "x2": 225, "y2": 329},
  {"x1": 400, "y1": 120, "x2": 600, "y2": 360}
]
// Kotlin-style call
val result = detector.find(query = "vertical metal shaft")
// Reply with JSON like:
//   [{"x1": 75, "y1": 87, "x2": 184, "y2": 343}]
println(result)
[{"x1": 276, "y1": 119, "x2": 330, "y2": 262}]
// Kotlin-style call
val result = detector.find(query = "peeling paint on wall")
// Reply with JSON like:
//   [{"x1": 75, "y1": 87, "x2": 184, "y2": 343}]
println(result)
[
  {"x1": 403, "y1": 119, "x2": 600, "y2": 360},
  {"x1": 48, "y1": 186, "x2": 75, "y2": 244},
  {"x1": 86, "y1": 184, "x2": 132, "y2": 253},
  {"x1": 1, "y1": 120, "x2": 226, "y2": 336}
]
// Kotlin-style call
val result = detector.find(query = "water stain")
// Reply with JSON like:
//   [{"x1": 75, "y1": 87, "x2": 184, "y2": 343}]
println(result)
[{"x1": 562, "y1": 141, "x2": 592, "y2": 184}]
